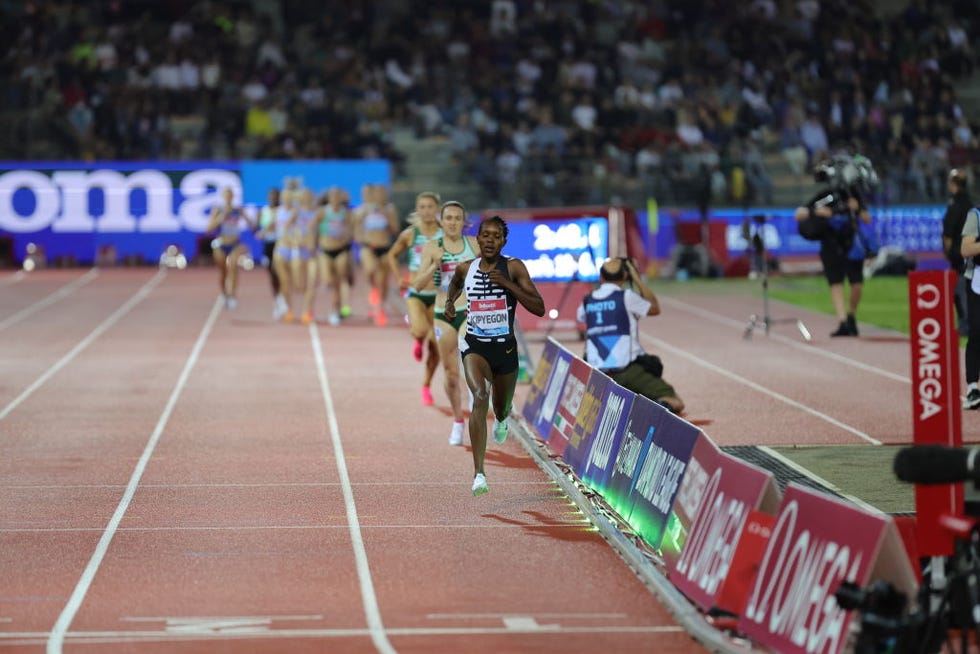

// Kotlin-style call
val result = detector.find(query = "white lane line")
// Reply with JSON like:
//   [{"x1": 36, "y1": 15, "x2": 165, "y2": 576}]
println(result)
[
  {"x1": 46, "y1": 295, "x2": 223, "y2": 654},
  {"x1": 309, "y1": 323, "x2": 397, "y2": 654},
  {"x1": 0, "y1": 270, "x2": 166, "y2": 423},
  {"x1": 0, "y1": 480, "x2": 554, "y2": 490},
  {"x1": 0, "y1": 268, "x2": 99, "y2": 332},
  {"x1": 640, "y1": 332, "x2": 881, "y2": 445},
  {"x1": 660, "y1": 295, "x2": 909, "y2": 383},
  {"x1": 1, "y1": 524, "x2": 588, "y2": 533},
  {"x1": 7, "y1": 624, "x2": 683, "y2": 644}
]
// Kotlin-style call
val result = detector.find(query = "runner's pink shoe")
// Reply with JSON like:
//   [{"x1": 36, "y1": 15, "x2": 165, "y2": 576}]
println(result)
[{"x1": 421, "y1": 386, "x2": 434, "y2": 406}]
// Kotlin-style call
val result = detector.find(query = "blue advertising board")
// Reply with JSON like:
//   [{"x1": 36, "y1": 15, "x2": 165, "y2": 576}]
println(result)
[
  {"x1": 239, "y1": 160, "x2": 390, "y2": 206},
  {"x1": 522, "y1": 338, "x2": 560, "y2": 427},
  {"x1": 646, "y1": 204, "x2": 945, "y2": 261},
  {"x1": 578, "y1": 380, "x2": 635, "y2": 495},
  {"x1": 603, "y1": 395, "x2": 666, "y2": 520},
  {"x1": 623, "y1": 410, "x2": 701, "y2": 550},
  {"x1": 532, "y1": 346, "x2": 575, "y2": 439},
  {"x1": 0, "y1": 160, "x2": 391, "y2": 265}
]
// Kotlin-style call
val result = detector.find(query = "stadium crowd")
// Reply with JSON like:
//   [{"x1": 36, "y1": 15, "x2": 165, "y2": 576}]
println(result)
[{"x1": 1, "y1": 0, "x2": 977, "y2": 207}]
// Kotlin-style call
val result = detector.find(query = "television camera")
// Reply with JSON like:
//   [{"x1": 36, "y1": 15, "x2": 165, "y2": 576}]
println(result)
[{"x1": 798, "y1": 153, "x2": 879, "y2": 246}]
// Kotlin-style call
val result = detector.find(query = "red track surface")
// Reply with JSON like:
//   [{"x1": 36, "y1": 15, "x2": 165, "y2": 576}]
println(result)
[{"x1": 1, "y1": 268, "x2": 710, "y2": 654}]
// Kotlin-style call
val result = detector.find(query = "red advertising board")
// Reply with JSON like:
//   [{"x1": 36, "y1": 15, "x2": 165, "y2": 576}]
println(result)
[
  {"x1": 908, "y1": 270, "x2": 962, "y2": 556},
  {"x1": 666, "y1": 451, "x2": 781, "y2": 612},
  {"x1": 715, "y1": 510, "x2": 775, "y2": 617},
  {"x1": 738, "y1": 484, "x2": 918, "y2": 654}
]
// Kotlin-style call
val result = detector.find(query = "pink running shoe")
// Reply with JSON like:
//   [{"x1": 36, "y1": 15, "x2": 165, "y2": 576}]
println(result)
[
  {"x1": 421, "y1": 386, "x2": 434, "y2": 406},
  {"x1": 413, "y1": 338, "x2": 423, "y2": 362}
]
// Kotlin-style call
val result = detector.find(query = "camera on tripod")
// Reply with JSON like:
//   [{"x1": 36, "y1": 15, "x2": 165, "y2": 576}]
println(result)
[
  {"x1": 835, "y1": 446, "x2": 980, "y2": 654},
  {"x1": 833, "y1": 579, "x2": 928, "y2": 654}
]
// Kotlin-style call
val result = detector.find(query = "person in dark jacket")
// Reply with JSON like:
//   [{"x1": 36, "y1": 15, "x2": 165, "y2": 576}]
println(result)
[{"x1": 943, "y1": 168, "x2": 972, "y2": 335}]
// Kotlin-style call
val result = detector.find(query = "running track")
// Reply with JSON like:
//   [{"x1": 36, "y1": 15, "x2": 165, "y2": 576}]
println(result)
[{"x1": 0, "y1": 267, "x2": 971, "y2": 653}]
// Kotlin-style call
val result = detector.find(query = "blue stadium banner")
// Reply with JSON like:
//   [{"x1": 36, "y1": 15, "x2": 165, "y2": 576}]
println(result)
[
  {"x1": 0, "y1": 160, "x2": 391, "y2": 264},
  {"x1": 644, "y1": 204, "x2": 946, "y2": 261},
  {"x1": 239, "y1": 160, "x2": 390, "y2": 206}
]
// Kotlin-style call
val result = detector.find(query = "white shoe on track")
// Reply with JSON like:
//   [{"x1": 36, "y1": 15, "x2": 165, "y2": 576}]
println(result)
[
  {"x1": 471, "y1": 473, "x2": 488, "y2": 496},
  {"x1": 449, "y1": 421, "x2": 465, "y2": 446}
]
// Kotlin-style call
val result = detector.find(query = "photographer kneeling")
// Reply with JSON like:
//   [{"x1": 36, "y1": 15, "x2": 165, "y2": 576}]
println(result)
[
  {"x1": 795, "y1": 189, "x2": 873, "y2": 337},
  {"x1": 576, "y1": 258, "x2": 684, "y2": 414}
]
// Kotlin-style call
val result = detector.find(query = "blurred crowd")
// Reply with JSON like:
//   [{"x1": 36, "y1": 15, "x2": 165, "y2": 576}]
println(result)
[{"x1": 1, "y1": 0, "x2": 978, "y2": 207}]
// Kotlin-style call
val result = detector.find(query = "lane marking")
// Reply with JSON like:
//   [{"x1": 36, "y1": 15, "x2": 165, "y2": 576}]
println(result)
[
  {"x1": 5, "y1": 624, "x2": 684, "y2": 644},
  {"x1": 0, "y1": 481, "x2": 555, "y2": 490},
  {"x1": 0, "y1": 268, "x2": 99, "y2": 332},
  {"x1": 309, "y1": 323, "x2": 397, "y2": 654},
  {"x1": 121, "y1": 615, "x2": 324, "y2": 635},
  {"x1": 46, "y1": 295, "x2": 223, "y2": 654},
  {"x1": 427, "y1": 612, "x2": 627, "y2": 619},
  {"x1": 0, "y1": 270, "x2": 165, "y2": 423},
  {"x1": 660, "y1": 296, "x2": 909, "y2": 383},
  {"x1": 640, "y1": 332, "x2": 881, "y2": 445},
  {"x1": 1, "y1": 524, "x2": 593, "y2": 533},
  {"x1": 502, "y1": 616, "x2": 559, "y2": 631}
]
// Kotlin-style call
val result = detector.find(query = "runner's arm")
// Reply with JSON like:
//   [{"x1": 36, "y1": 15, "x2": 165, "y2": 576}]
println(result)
[{"x1": 491, "y1": 259, "x2": 545, "y2": 317}]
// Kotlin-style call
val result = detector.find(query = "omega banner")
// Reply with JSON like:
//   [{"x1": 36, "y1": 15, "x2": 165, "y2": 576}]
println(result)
[
  {"x1": 738, "y1": 484, "x2": 918, "y2": 654},
  {"x1": 908, "y1": 269, "x2": 962, "y2": 556},
  {"x1": 0, "y1": 160, "x2": 390, "y2": 264}
]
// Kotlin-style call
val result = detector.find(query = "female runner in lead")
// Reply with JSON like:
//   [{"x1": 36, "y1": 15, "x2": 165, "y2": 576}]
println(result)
[{"x1": 444, "y1": 216, "x2": 545, "y2": 496}]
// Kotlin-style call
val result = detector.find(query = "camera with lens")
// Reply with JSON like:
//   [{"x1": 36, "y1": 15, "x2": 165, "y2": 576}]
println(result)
[
  {"x1": 812, "y1": 154, "x2": 878, "y2": 212},
  {"x1": 834, "y1": 579, "x2": 929, "y2": 654},
  {"x1": 798, "y1": 154, "x2": 878, "y2": 245}
]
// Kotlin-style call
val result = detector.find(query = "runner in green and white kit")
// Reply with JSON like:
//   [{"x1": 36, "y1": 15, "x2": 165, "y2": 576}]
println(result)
[
  {"x1": 388, "y1": 192, "x2": 443, "y2": 405},
  {"x1": 412, "y1": 201, "x2": 479, "y2": 447}
]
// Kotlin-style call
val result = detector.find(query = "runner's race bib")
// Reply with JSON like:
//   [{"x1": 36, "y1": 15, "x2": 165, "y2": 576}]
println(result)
[{"x1": 468, "y1": 298, "x2": 510, "y2": 338}]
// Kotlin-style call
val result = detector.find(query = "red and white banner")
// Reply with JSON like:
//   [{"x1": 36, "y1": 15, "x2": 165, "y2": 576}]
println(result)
[
  {"x1": 738, "y1": 484, "x2": 918, "y2": 654},
  {"x1": 908, "y1": 270, "x2": 962, "y2": 556},
  {"x1": 666, "y1": 450, "x2": 781, "y2": 612}
]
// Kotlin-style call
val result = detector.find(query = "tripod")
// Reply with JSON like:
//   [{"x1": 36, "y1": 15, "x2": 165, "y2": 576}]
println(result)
[{"x1": 742, "y1": 219, "x2": 811, "y2": 342}]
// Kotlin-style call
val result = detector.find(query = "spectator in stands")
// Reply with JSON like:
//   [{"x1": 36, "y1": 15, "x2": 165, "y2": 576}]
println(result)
[
  {"x1": 577, "y1": 257, "x2": 684, "y2": 414},
  {"x1": 800, "y1": 108, "x2": 829, "y2": 169},
  {"x1": 2, "y1": 0, "x2": 977, "y2": 208}
]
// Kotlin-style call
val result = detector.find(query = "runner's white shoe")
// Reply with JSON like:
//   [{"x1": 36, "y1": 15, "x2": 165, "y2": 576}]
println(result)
[
  {"x1": 492, "y1": 417, "x2": 508, "y2": 445},
  {"x1": 449, "y1": 421, "x2": 465, "y2": 446},
  {"x1": 471, "y1": 473, "x2": 488, "y2": 496}
]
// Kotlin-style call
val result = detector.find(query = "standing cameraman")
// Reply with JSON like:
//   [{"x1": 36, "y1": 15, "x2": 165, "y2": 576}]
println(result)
[
  {"x1": 795, "y1": 189, "x2": 873, "y2": 337},
  {"x1": 959, "y1": 203, "x2": 980, "y2": 410},
  {"x1": 943, "y1": 168, "x2": 972, "y2": 335},
  {"x1": 576, "y1": 258, "x2": 684, "y2": 414}
]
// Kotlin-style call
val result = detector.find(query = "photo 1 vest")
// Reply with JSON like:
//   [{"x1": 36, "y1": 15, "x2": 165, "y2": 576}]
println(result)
[{"x1": 582, "y1": 288, "x2": 632, "y2": 370}]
